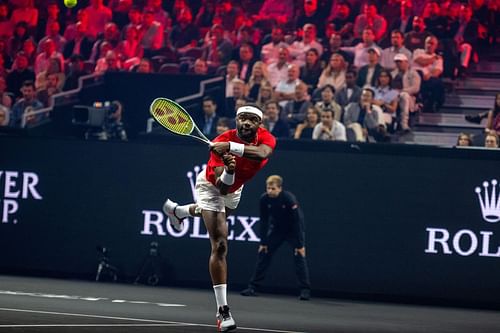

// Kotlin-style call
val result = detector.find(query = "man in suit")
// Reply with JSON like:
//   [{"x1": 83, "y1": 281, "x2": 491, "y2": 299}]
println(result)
[
  {"x1": 63, "y1": 21, "x2": 93, "y2": 60},
  {"x1": 262, "y1": 100, "x2": 290, "y2": 138},
  {"x1": 356, "y1": 47, "x2": 383, "y2": 88},
  {"x1": 196, "y1": 95, "x2": 220, "y2": 139},
  {"x1": 335, "y1": 69, "x2": 362, "y2": 109}
]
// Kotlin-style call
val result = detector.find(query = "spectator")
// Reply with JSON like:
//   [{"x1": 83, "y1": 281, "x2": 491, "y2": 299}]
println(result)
[
  {"x1": 353, "y1": 1, "x2": 387, "y2": 41},
  {"x1": 255, "y1": 82, "x2": 274, "y2": 110},
  {"x1": 282, "y1": 81, "x2": 312, "y2": 129},
  {"x1": 312, "y1": 107, "x2": 346, "y2": 141},
  {"x1": 121, "y1": 6, "x2": 142, "y2": 39},
  {"x1": 215, "y1": 116, "x2": 232, "y2": 135},
  {"x1": 21, "y1": 38, "x2": 36, "y2": 68},
  {"x1": 485, "y1": 132, "x2": 499, "y2": 149},
  {"x1": 373, "y1": 69, "x2": 399, "y2": 130},
  {"x1": 83, "y1": 0, "x2": 113, "y2": 40},
  {"x1": 170, "y1": 7, "x2": 198, "y2": 52},
  {"x1": 246, "y1": 61, "x2": 270, "y2": 101},
  {"x1": 35, "y1": 57, "x2": 65, "y2": 91},
  {"x1": 139, "y1": 9, "x2": 164, "y2": 56},
  {"x1": 289, "y1": 23, "x2": 323, "y2": 67},
  {"x1": 144, "y1": 0, "x2": 170, "y2": 29},
  {"x1": 342, "y1": 27, "x2": 382, "y2": 69},
  {"x1": 296, "y1": 0, "x2": 325, "y2": 36},
  {"x1": 7, "y1": 21, "x2": 30, "y2": 60},
  {"x1": 90, "y1": 22, "x2": 120, "y2": 63},
  {"x1": 335, "y1": 69, "x2": 362, "y2": 109},
  {"x1": 63, "y1": 21, "x2": 93, "y2": 60},
  {"x1": 456, "y1": 132, "x2": 473, "y2": 147},
  {"x1": 422, "y1": 1, "x2": 448, "y2": 39},
  {"x1": 391, "y1": 53, "x2": 421, "y2": 132},
  {"x1": 262, "y1": 100, "x2": 290, "y2": 138},
  {"x1": 192, "y1": 58, "x2": 208, "y2": 75},
  {"x1": 315, "y1": 84, "x2": 342, "y2": 122},
  {"x1": 412, "y1": 35, "x2": 444, "y2": 112},
  {"x1": 237, "y1": 42, "x2": 256, "y2": 82},
  {"x1": 274, "y1": 64, "x2": 300, "y2": 107},
  {"x1": 117, "y1": 26, "x2": 144, "y2": 70},
  {"x1": 194, "y1": 0, "x2": 216, "y2": 33},
  {"x1": 381, "y1": 30, "x2": 412, "y2": 71},
  {"x1": 299, "y1": 48, "x2": 322, "y2": 94},
  {"x1": 356, "y1": 48, "x2": 383, "y2": 88},
  {"x1": 195, "y1": 95, "x2": 219, "y2": 139},
  {"x1": 34, "y1": 38, "x2": 64, "y2": 76},
  {"x1": 389, "y1": 0, "x2": 415, "y2": 34},
  {"x1": 452, "y1": 4, "x2": 479, "y2": 78},
  {"x1": 225, "y1": 60, "x2": 239, "y2": 97},
  {"x1": 317, "y1": 53, "x2": 347, "y2": 92},
  {"x1": 404, "y1": 16, "x2": 431, "y2": 51},
  {"x1": 9, "y1": 80, "x2": 44, "y2": 128},
  {"x1": 254, "y1": 0, "x2": 294, "y2": 29},
  {"x1": 94, "y1": 50, "x2": 122, "y2": 74},
  {"x1": 203, "y1": 24, "x2": 233, "y2": 69},
  {"x1": 7, "y1": 52, "x2": 35, "y2": 98},
  {"x1": 224, "y1": 78, "x2": 245, "y2": 117},
  {"x1": 0, "y1": 103, "x2": 8, "y2": 126},
  {"x1": 37, "y1": 21, "x2": 66, "y2": 54},
  {"x1": 36, "y1": 1, "x2": 64, "y2": 42},
  {"x1": 321, "y1": 33, "x2": 353, "y2": 68},
  {"x1": 0, "y1": 2, "x2": 13, "y2": 39},
  {"x1": 0, "y1": 76, "x2": 12, "y2": 110},
  {"x1": 267, "y1": 46, "x2": 290, "y2": 88},
  {"x1": 343, "y1": 87, "x2": 385, "y2": 142},
  {"x1": 36, "y1": 72, "x2": 60, "y2": 107},
  {"x1": 109, "y1": 0, "x2": 134, "y2": 29},
  {"x1": 261, "y1": 26, "x2": 285, "y2": 65},
  {"x1": 213, "y1": 0, "x2": 242, "y2": 32},
  {"x1": 64, "y1": 9, "x2": 91, "y2": 42},
  {"x1": 327, "y1": 1, "x2": 355, "y2": 43},
  {"x1": 11, "y1": 0, "x2": 38, "y2": 32},
  {"x1": 485, "y1": 93, "x2": 500, "y2": 135},
  {"x1": 294, "y1": 105, "x2": 321, "y2": 139},
  {"x1": 380, "y1": 0, "x2": 405, "y2": 32},
  {"x1": 135, "y1": 57, "x2": 153, "y2": 73},
  {"x1": 64, "y1": 54, "x2": 88, "y2": 91}
]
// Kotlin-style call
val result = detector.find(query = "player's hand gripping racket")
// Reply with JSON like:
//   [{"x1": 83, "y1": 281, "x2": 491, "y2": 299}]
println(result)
[{"x1": 149, "y1": 97, "x2": 213, "y2": 146}]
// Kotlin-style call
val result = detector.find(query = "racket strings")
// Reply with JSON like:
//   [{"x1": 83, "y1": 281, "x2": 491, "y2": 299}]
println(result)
[{"x1": 151, "y1": 100, "x2": 193, "y2": 135}]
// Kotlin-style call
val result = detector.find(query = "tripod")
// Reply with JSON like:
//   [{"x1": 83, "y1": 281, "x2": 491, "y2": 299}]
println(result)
[
  {"x1": 95, "y1": 246, "x2": 118, "y2": 282},
  {"x1": 134, "y1": 242, "x2": 163, "y2": 286}
]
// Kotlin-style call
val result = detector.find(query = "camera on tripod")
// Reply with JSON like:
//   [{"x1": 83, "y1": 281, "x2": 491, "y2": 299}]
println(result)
[{"x1": 72, "y1": 101, "x2": 119, "y2": 128}]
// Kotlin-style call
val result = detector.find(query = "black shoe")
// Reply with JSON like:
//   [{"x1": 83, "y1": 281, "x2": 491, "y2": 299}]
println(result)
[
  {"x1": 465, "y1": 114, "x2": 483, "y2": 124},
  {"x1": 240, "y1": 287, "x2": 257, "y2": 296},
  {"x1": 299, "y1": 289, "x2": 310, "y2": 301}
]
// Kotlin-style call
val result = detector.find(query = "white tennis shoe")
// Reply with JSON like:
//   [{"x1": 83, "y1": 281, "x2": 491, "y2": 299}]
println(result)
[
  {"x1": 216, "y1": 305, "x2": 236, "y2": 332},
  {"x1": 162, "y1": 199, "x2": 184, "y2": 231}
]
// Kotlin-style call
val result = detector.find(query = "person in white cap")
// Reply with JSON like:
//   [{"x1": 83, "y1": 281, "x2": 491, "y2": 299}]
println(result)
[
  {"x1": 162, "y1": 104, "x2": 276, "y2": 332},
  {"x1": 391, "y1": 52, "x2": 421, "y2": 132}
]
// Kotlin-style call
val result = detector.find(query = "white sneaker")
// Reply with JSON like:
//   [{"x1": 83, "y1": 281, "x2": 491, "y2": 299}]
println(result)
[
  {"x1": 162, "y1": 199, "x2": 184, "y2": 231},
  {"x1": 216, "y1": 305, "x2": 236, "y2": 332}
]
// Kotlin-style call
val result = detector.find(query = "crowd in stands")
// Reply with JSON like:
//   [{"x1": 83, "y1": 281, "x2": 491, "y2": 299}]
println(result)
[{"x1": 0, "y1": 0, "x2": 498, "y2": 145}]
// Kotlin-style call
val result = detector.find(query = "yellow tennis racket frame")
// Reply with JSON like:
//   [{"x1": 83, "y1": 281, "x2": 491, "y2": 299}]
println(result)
[{"x1": 149, "y1": 97, "x2": 212, "y2": 145}]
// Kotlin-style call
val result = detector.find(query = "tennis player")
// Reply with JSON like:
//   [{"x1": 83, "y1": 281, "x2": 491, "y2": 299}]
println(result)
[{"x1": 163, "y1": 105, "x2": 276, "y2": 332}]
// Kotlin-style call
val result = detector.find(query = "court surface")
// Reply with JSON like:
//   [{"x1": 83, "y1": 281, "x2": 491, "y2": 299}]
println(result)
[{"x1": 0, "y1": 275, "x2": 499, "y2": 333}]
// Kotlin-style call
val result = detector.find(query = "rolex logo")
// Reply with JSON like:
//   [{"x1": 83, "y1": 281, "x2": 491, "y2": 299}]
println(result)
[
  {"x1": 186, "y1": 164, "x2": 206, "y2": 202},
  {"x1": 475, "y1": 180, "x2": 500, "y2": 223}
]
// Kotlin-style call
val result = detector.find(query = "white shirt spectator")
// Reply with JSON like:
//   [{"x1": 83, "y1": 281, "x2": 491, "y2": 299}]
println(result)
[
  {"x1": 342, "y1": 43, "x2": 381, "y2": 69},
  {"x1": 312, "y1": 120, "x2": 346, "y2": 141},
  {"x1": 381, "y1": 46, "x2": 412, "y2": 70},
  {"x1": 412, "y1": 48, "x2": 443, "y2": 79},
  {"x1": 267, "y1": 61, "x2": 290, "y2": 88}
]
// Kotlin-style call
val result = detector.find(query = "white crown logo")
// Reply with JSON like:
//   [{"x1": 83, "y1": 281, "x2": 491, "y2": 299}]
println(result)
[
  {"x1": 475, "y1": 180, "x2": 500, "y2": 223},
  {"x1": 186, "y1": 164, "x2": 206, "y2": 201}
]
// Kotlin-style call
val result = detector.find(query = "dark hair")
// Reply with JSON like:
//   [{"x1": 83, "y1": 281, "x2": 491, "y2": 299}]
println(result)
[
  {"x1": 202, "y1": 95, "x2": 216, "y2": 105},
  {"x1": 321, "y1": 84, "x2": 335, "y2": 94},
  {"x1": 493, "y1": 92, "x2": 500, "y2": 116},
  {"x1": 362, "y1": 87, "x2": 375, "y2": 97},
  {"x1": 391, "y1": 30, "x2": 404, "y2": 38},
  {"x1": 378, "y1": 69, "x2": 393, "y2": 86},
  {"x1": 456, "y1": 132, "x2": 472, "y2": 146},
  {"x1": 346, "y1": 69, "x2": 357, "y2": 77},
  {"x1": 217, "y1": 117, "x2": 231, "y2": 128},
  {"x1": 22, "y1": 80, "x2": 35, "y2": 89}
]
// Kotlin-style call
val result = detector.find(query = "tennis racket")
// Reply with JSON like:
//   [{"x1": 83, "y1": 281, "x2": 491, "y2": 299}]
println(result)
[{"x1": 149, "y1": 97, "x2": 212, "y2": 146}]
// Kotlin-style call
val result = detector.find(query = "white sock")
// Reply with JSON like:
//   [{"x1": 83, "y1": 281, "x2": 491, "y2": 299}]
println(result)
[
  {"x1": 175, "y1": 204, "x2": 192, "y2": 218},
  {"x1": 213, "y1": 284, "x2": 227, "y2": 309}
]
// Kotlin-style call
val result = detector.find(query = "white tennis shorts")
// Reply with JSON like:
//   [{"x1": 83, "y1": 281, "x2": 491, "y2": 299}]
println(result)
[{"x1": 195, "y1": 168, "x2": 243, "y2": 213}]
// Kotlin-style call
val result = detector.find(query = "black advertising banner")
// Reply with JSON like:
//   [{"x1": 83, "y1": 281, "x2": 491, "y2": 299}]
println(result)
[{"x1": 1, "y1": 136, "x2": 500, "y2": 307}]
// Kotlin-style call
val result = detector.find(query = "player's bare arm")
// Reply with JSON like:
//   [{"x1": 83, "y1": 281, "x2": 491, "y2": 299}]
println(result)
[
  {"x1": 215, "y1": 153, "x2": 236, "y2": 195},
  {"x1": 211, "y1": 142, "x2": 273, "y2": 161}
]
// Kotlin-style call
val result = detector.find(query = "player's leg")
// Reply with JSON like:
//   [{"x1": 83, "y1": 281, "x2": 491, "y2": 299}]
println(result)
[{"x1": 203, "y1": 209, "x2": 236, "y2": 332}]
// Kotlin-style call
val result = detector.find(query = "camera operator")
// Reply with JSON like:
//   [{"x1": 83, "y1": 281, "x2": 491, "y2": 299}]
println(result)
[{"x1": 85, "y1": 100, "x2": 127, "y2": 141}]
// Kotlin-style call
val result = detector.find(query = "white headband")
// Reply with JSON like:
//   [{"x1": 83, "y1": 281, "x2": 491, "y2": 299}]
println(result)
[{"x1": 236, "y1": 105, "x2": 263, "y2": 120}]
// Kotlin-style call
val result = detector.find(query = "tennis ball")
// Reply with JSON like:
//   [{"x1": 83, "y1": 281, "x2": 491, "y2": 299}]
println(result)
[{"x1": 64, "y1": 0, "x2": 77, "y2": 8}]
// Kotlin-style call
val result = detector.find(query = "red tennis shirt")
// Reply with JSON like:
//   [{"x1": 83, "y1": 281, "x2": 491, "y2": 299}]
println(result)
[{"x1": 205, "y1": 127, "x2": 276, "y2": 193}]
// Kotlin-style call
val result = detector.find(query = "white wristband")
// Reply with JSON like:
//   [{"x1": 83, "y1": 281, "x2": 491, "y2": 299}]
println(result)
[
  {"x1": 229, "y1": 141, "x2": 245, "y2": 157},
  {"x1": 220, "y1": 169, "x2": 235, "y2": 185}
]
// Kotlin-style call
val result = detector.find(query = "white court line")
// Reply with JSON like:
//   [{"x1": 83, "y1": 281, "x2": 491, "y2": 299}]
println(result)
[
  {"x1": 0, "y1": 308, "x2": 308, "y2": 333},
  {"x1": 0, "y1": 324, "x2": 180, "y2": 327}
]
